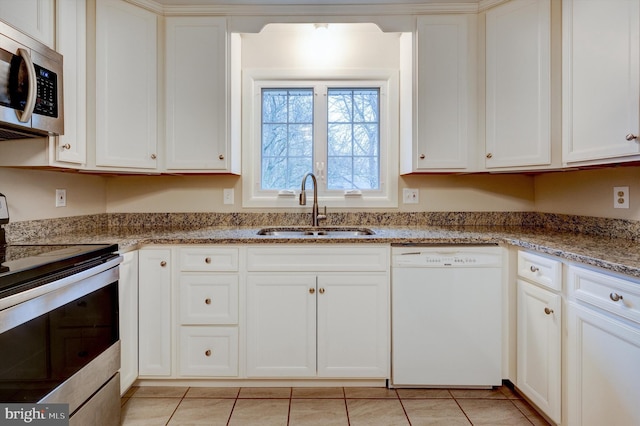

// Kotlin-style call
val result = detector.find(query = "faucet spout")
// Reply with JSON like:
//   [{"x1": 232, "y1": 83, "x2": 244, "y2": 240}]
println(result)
[{"x1": 300, "y1": 172, "x2": 326, "y2": 227}]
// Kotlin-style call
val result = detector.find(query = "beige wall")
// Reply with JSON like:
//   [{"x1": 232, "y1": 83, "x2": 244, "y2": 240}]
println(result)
[
  {"x1": 534, "y1": 166, "x2": 640, "y2": 220},
  {"x1": 0, "y1": 168, "x2": 106, "y2": 222},
  {"x1": 105, "y1": 173, "x2": 535, "y2": 213}
]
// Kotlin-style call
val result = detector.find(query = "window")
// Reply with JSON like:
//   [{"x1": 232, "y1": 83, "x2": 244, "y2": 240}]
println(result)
[{"x1": 242, "y1": 70, "x2": 399, "y2": 208}]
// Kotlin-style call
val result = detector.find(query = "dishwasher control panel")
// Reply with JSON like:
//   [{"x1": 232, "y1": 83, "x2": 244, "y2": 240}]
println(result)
[{"x1": 392, "y1": 246, "x2": 502, "y2": 268}]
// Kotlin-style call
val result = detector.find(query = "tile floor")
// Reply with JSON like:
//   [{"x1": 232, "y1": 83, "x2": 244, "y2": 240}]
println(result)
[{"x1": 120, "y1": 385, "x2": 551, "y2": 425}]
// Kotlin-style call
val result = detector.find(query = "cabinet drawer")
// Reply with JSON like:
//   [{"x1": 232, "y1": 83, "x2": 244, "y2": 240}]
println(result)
[
  {"x1": 246, "y1": 246, "x2": 389, "y2": 272},
  {"x1": 179, "y1": 247, "x2": 238, "y2": 272},
  {"x1": 179, "y1": 274, "x2": 238, "y2": 325},
  {"x1": 178, "y1": 326, "x2": 238, "y2": 377},
  {"x1": 517, "y1": 251, "x2": 562, "y2": 291},
  {"x1": 567, "y1": 266, "x2": 640, "y2": 325}
]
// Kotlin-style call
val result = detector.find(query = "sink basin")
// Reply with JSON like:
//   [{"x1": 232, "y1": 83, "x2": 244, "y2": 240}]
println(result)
[{"x1": 257, "y1": 227, "x2": 375, "y2": 237}]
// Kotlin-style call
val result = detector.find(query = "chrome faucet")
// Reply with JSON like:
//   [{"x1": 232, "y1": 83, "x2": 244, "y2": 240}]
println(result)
[{"x1": 300, "y1": 172, "x2": 327, "y2": 227}]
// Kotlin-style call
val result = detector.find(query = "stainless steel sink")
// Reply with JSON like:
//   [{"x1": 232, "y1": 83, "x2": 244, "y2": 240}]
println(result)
[{"x1": 257, "y1": 227, "x2": 375, "y2": 237}]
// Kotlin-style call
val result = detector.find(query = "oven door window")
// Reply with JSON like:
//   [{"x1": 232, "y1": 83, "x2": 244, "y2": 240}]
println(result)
[{"x1": 0, "y1": 282, "x2": 119, "y2": 402}]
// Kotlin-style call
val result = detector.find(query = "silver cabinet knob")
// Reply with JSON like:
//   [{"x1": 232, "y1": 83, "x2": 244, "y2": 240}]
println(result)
[
  {"x1": 530, "y1": 265, "x2": 539, "y2": 273},
  {"x1": 219, "y1": 154, "x2": 225, "y2": 160},
  {"x1": 205, "y1": 350, "x2": 212, "y2": 357},
  {"x1": 419, "y1": 154, "x2": 425, "y2": 159},
  {"x1": 62, "y1": 143, "x2": 71, "y2": 150},
  {"x1": 486, "y1": 153, "x2": 493, "y2": 159},
  {"x1": 160, "y1": 261, "x2": 167, "y2": 267},
  {"x1": 544, "y1": 307, "x2": 554, "y2": 315},
  {"x1": 309, "y1": 288, "x2": 315, "y2": 294},
  {"x1": 151, "y1": 154, "x2": 157, "y2": 160},
  {"x1": 205, "y1": 298, "x2": 212, "y2": 305},
  {"x1": 610, "y1": 292, "x2": 624, "y2": 302},
  {"x1": 205, "y1": 257, "x2": 212, "y2": 264},
  {"x1": 319, "y1": 288, "x2": 325, "y2": 294},
  {"x1": 625, "y1": 134, "x2": 638, "y2": 141}
]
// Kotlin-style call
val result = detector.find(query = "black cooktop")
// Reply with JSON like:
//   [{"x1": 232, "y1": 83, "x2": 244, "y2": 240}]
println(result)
[{"x1": 0, "y1": 243, "x2": 119, "y2": 299}]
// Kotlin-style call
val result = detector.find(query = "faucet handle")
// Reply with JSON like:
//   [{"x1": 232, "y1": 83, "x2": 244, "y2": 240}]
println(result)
[{"x1": 317, "y1": 205, "x2": 327, "y2": 223}]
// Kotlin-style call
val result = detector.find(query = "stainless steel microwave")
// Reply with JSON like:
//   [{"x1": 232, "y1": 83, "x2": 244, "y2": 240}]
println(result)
[{"x1": 0, "y1": 19, "x2": 63, "y2": 140}]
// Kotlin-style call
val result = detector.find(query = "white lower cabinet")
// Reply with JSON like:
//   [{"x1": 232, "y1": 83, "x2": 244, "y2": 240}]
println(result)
[
  {"x1": 516, "y1": 279, "x2": 561, "y2": 423},
  {"x1": 118, "y1": 250, "x2": 139, "y2": 394},
  {"x1": 566, "y1": 265, "x2": 640, "y2": 426},
  {"x1": 177, "y1": 247, "x2": 239, "y2": 377},
  {"x1": 138, "y1": 248, "x2": 172, "y2": 376},
  {"x1": 246, "y1": 246, "x2": 389, "y2": 379}
]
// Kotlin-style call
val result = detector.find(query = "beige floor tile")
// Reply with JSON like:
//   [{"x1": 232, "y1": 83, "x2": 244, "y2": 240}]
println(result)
[
  {"x1": 449, "y1": 388, "x2": 509, "y2": 399},
  {"x1": 238, "y1": 387, "x2": 291, "y2": 398},
  {"x1": 292, "y1": 387, "x2": 344, "y2": 398},
  {"x1": 499, "y1": 385, "x2": 523, "y2": 400},
  {"x1": 289, "y1": 399, "x2": 348, "y2": 425},
  {"x1": 120, "y1": 397, "x2": 180, "y2": 425},
  {"x1": 185, "y1": 387, "x2": 240, "y2": 398},
  {"x1": 344, "y1": 387, "x2": 398, "y2": 399},
  {"x1": 167, "y1": 398, "x2": 235, "y2": 425},
  {"x1": 346, "y1": 399, "x2": 409, "y2": 426},
  {"x1": 457, "y1": 399, "x2": 532, "y2": 425},
  {"x1": 402, "y1": 399, "x2": 471, "y2": 426},
  {"x1": 512, "y1": 399, "x2": 552, "y2": 426},
  {"x1": 228, "y1": 399, "x2": 290, "y2": 426},
  {"x1": 131, "y1": 386, "x2": 188, "y2": 398},
  {"x1": 396, "y1": 388, "x2": 453, "y2": 399}
]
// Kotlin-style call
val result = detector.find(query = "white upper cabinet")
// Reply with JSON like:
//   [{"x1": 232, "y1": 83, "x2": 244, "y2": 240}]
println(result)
[
  {"x1": 55, "y1": 0, "x2": 87, "y2": 166},
  {"x1": 0, "y1": 0, "x2": 55, "y2": 48},
  {"x1": 92, "y1": 0, "x2": 158, "y2": 171},
  {"x1": 485, "y1": 0, "x2": 556, "y2": 169},
  {"x1": 402, "y1": 14, "x2": 477, "y2": 173},
  {"x1": 165, "y1": 17, "x2": 236, "y2": 173},
  {"x1": 563, "y1": 0, "x2": 640, "y2": 165}
]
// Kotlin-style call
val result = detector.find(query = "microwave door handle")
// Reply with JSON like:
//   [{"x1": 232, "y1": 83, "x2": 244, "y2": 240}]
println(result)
[{"x1": 15, "y1": 48, "x2": 37, "y2": 123}]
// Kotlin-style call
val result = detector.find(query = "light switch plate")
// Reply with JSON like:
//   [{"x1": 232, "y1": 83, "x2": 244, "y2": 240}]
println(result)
[
  {"x1": 403, "y1": 188, "x2": 419, "y2": 204},
  {"x1": 223, "y1": 188, "x2": 234, "y2": 205}
]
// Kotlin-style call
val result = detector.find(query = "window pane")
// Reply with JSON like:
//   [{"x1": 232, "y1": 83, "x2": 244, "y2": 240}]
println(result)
[
  {"x1": 261, "y1": 89, "x2": 314, "y2": 189},
  {"x1": 327, "y1": 88, "x2": 380, "y2": 190}
]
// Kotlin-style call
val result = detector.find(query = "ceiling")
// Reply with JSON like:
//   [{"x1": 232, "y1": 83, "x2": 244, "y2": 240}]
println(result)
[{"x1": 151, "y1": 0, "x2": 475, "y2": 5}]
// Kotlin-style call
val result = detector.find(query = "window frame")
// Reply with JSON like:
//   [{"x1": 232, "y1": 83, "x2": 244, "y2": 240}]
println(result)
[{"x1": 242, "y1": 69, "x2": 399, "y2": 208}]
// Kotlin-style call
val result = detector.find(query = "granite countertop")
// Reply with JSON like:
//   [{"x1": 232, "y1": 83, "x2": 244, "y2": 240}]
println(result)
[{"x1": 19, "y1": 224, "x2": 640, "y2": 279}]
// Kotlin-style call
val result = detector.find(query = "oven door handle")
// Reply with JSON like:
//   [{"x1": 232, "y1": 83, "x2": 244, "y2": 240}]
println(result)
[{"x1": 15, "y1": 47, "x2": 37, "y2": 123}]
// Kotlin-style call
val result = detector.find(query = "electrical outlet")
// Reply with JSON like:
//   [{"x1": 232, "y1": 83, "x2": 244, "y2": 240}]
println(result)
[
  {"x1": 55, "y1": 189, "x2": 66, "y2": 207},
  {"x1": 403, "y1": 188, "x2": 419, "y2": 204},
  {"x1": 614, "y1": 186, "x2": 629, "y2": 209},
  {"x1": 223, "y1": 188, "x2": 234, "y2": 205}
]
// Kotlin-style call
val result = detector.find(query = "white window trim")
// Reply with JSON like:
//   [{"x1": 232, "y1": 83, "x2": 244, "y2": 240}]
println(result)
[{"x1": 241, "y1": 68, "x2": 399, "y2": 208}]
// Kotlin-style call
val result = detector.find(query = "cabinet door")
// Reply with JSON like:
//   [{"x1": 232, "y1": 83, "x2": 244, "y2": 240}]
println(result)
[
  {"x1": 178, "y1": 326, "x2": 238, "y2": 377},
  {"x1": 138, "y1": 249, "x2": 171, "y2": 376},
  {"x1": 516, "y1": 280, "x2": 561, "y2": 424},
  {"x1": 246, "y1": 274, "x2": 316, "y2": 377},
  {"x1": 317, "y1": 273, "x2": 388, "y2": 378},
  {"x1": 563, "y1": 0, "x2": 640, "y2": 164},
  {"x1": 118, "y1": 251, "x2": 138, "y2": 394},
  {"x1": 485, "y1": 0, "x2": 551, "y2": 168},
  {"x1": 567, "y1": 302, "x2": 640, "y2": 426},
  {"x1": 165, "y1": 17, "x2": 229, "y2": 171},
  {"x1": 410, "y1": 15, "x2": 475, "y2": 171},
  {"x1": 55, "y1": 0, "x2": 87, "y2": 166},
  {"x1": 94, "y1": 0, "x2": 158, "y2": 169},
  {"x1": 0, "y1": 0, "x2": 55, "y2": 47}
]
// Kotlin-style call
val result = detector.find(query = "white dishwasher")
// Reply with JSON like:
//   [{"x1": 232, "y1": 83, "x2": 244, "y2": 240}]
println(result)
[{"x1": 391, "y1": 245, "x2": 503, "y2": 388}]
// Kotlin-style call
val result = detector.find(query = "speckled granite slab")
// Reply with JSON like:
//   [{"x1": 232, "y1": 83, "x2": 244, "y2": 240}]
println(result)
[{"x1": 4, "y1": 212, "x2": 640, "y2": 278}]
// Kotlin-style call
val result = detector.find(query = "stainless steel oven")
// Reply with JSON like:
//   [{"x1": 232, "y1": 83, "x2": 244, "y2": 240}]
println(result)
[{"x1": 0, "y1": 244, "x2": 121, "y2": 426}]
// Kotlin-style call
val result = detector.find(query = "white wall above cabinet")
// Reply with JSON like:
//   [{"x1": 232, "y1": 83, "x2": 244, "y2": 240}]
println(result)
[{"x1": 563, "y1": 0, "x2": 640, "y2": 165}]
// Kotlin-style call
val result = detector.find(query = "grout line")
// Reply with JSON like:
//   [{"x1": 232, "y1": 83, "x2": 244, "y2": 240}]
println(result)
[{"x1": 164, "y1": 387, "x2": 189, "y2": 426}]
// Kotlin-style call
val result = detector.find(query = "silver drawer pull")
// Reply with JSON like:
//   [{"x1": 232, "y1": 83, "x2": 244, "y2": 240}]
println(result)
[
  {"x1": 205, "y1": 350, "x2": 212, "y2": 357},
  {"x1": 610, "y1": 292, "x2": 624, "y2": 302},
  {"x1": 544, "y1": 307, "x2": 554, "y2": 315},
  {"x1": 530, "y1": 265, "x2": 539, "y2": 273}
]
